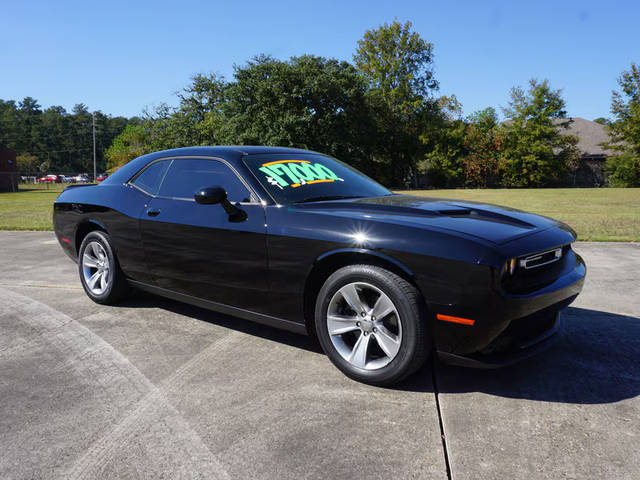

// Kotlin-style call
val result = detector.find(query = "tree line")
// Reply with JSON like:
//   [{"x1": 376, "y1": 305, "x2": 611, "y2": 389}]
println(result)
[
  {"x1": 0, "y1": 99, "x2": 135, "y2": 175},
  {"x1": 2, "y1": 21, "x2": 639, "y2": 187}
]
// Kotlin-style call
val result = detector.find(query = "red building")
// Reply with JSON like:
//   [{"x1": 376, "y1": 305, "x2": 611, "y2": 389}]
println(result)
[{"x1": 0, "y1": 146, "x2": 18, "y2": 192}]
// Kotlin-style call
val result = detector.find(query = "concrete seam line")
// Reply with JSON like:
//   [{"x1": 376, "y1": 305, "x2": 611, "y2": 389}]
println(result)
[
  {"x1": 431, "y1": 358, "x2": 453, "y2": 480},
  {"x1": 0, "y1": 283, "x2": 82, "y2": 290}
]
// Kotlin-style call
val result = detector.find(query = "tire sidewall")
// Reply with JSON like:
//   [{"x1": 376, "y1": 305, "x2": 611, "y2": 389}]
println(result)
[
  {"x1": 314, "y1": 265, "x2": 425, "y2": 385},
  {"x1": 78, "y1": 231, "x2": 118, "y2": 303}
]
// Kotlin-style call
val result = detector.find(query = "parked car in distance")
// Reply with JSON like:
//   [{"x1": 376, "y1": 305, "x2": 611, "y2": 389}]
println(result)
[
  {"x1": 53, "y1": 146, "x2": 586, "y2": 386},
  {"x1": 73, "y1": 174, "x2": 90, "y2": 183},
  {"x1": 96, "y1": 173, "x2": 109, "y2": 182},
  {"x1": 37, "y1": 174, "x2": 61, "y2": 183},
  {"x1": 60, "y1": 175, "x2": 74, "y2": 183}
]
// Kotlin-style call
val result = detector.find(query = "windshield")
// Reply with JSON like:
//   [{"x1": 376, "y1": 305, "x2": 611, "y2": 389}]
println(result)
[{"x1": 243, "y1": 153, "x2": 391, "y2": 204}]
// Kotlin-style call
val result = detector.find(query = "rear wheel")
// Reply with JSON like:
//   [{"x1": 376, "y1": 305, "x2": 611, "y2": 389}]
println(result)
[
  {"x1": 78, "y1": 230, "x2": 129, "y2": 304},
  {"x1": 315, "y1": 265, "x2": 430, "y2": 386}
]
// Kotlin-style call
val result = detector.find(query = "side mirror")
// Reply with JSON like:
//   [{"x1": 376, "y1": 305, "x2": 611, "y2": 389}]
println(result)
[
  {"x1": 194, "y1": 185, "x2": 247, "y2": 222},
  {"x1": 194, "y1": 186, "x2": 226, "y2": 205}
]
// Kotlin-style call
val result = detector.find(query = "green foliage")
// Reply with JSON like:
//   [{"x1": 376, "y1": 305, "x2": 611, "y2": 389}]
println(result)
[
  {"x1": 605, "y1": 152, "x2": 640, "y2": 187},
  {"x1": 105, "y1": 124, "x2": 150, "y2": 171},
  {"x1": 354, "y1": 20, "x2": 440, "y2": 185},
  {"x1": 95, "y1": 23, "x2": 634, "y2": 191},
  {"x1": 593, "y1": 117, "x2": 609, "y2": 125},
  {"x1": 499, "y1": 79, "x2": 579, "y2": 187},
  {"x1": 468, "y1": 107, "x2": 498, "y2": 129},
  {"x1": 16, "y1": 152, "x2": 38, "y2": 173},
  {"x1": 353, "y1": 20, "x2": 437, "y2": 108},
  {"x1": 419, "y1": 118, "x2": 467, "y2": 187},
  {"x1": 462, "y1": 108, "x2": 503, "y2": 187},
  {"x1": 222, "y1": 55, "x2": 373, "y2": 164},
  {"x1": 604, "y1": 63, "x2": 640, "y2": 159},
  {"x1": 420, "y1": 106, "x2": 504, "y2": 188},
  {"x1": 0, "y1": 98, "x2": 134, "y2": 173}
]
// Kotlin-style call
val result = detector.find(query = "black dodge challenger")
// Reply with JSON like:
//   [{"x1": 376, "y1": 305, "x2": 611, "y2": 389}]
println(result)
[{"x1": 53, "y1": 146, "x2": 586, "y2": 385}]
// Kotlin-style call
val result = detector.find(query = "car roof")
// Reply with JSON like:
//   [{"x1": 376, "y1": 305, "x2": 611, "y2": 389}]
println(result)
[
  {"x1": 102, "y1": 145, "x2": 321, "y2": 186},
  {"x1": 147, "y1": 145, "x2": 315, "y2": 157}
]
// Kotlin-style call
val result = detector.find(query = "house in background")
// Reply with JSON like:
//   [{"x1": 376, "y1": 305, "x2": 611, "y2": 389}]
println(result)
[
  {"x1": 0, "y1": 146, "x2": 19, "y2": 192},
  {"x1": 556, "y1": 117, "x2": 614, "y2": 187}
]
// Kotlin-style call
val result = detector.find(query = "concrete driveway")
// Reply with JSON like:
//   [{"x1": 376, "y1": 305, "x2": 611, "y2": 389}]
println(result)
[{"x1": 0, "y1": 231, "x2": 638, "y2": 479}]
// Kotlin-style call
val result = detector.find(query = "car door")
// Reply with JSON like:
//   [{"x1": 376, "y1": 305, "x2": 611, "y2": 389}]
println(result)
[{"x1": 139, "y1": 157, "x2": 270, "y2": 312}]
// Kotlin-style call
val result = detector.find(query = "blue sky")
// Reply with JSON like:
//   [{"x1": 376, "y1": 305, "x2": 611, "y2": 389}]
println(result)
[{"x1": 1, "y1": 0, "x2": 638, "y2": 120}]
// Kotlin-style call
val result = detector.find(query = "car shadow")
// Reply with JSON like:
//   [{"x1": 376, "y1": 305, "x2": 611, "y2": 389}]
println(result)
[
  {"x1": 118, "y1": 294, "x2": 639, "y2": 404},
  {"x1": 412, "y1": 307, "x2": 640, "y2": 405},
  {"x1": 118, "y1": 291, "x2": 323, "y2": 354}
]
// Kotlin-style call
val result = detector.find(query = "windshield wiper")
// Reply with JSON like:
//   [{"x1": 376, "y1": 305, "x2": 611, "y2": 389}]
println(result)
[{"x1": 294, "y1": 195, "x2": 365, "y2": 204}]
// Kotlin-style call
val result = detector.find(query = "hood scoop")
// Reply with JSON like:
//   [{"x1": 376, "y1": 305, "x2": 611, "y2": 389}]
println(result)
[{"x1": 435, "y1": 207, "x2": 472, "y2": 216}]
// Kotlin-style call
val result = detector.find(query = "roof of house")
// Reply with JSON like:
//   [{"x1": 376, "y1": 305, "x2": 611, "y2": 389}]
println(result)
[{"x1": 553, "y1": 117, "x2": 612, "y2": 157}]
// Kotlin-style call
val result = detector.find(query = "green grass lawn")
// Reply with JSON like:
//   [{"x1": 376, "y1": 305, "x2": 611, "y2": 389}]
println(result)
[
  {"x1": 1, "y1": 184, "x2": 638, "y2": 241},
  {"x1": 0, "y1": 183, "x2": 67, "y2": 231},
  {"x1": 397, "y1": 188, "x2": 640, "y2": 242}
]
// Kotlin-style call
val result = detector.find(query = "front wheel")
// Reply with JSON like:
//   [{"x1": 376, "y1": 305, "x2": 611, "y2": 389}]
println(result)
[{"x1": 314, "y1": 265, "x2": 430, "y2": 386}]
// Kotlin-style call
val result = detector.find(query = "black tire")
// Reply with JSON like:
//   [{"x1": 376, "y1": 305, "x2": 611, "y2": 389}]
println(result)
[
  {"x1": 314, "y1": 264, "x2": 430, "y2": 386},
  {"x1": 78, "y1": 230, "x2": 129, "y2": 305}
]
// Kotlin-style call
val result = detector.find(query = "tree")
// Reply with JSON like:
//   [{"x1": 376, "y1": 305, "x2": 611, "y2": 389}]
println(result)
[
  {"x1": 105, "y1": 124, "x2": 149, "y2": 171},
  {"x1": 16, "y1": 152, "x2": 39, "y2": 174},
  {"x1": 462, "y1": 108, "x2": 503, "y2": 187},
  {"x1": 499, "y1": 79, "x2": 579, "y2": 187},
  {"x1": 605, "y1": 152, "x2": 640, "y2": 187},
  {"x1": 17, "y1": 97, "x2": 42, "y2": 153},
  {"x1": 593, "y1": 117, "x2": 609, "y2": 125},
  {"x1": 222, "y1": 54, "x2": 375, "y2": 166},
  {"x1": 354, "y1": 20, "x2": 439, "y2": 186},
  {"x1": 38, "y1": 159, "x2": 50, "y2": 173},
  {"x1": 606, "y1": 63, "x2": 640, "y2": 155},
  {"x1": 354, "y1": 20, "x2": 437, "y2": 106},
  {"x1": 419, "y1": 107, "x2": 504, "y2": 188},
  {"x1": 419, "y1": 118, "x2": 467, "y2": 187},
  {"x1": 601, "y1": 63, "x2": 640, "y2": 186},
  {"x1": 0, "y1": 96, "x2": 134, "y2": 173}
]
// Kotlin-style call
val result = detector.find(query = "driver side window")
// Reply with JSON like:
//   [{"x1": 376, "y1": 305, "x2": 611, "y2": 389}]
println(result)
[{"x1": 158, "y1": 159, "x2": 252, "y2": 203}]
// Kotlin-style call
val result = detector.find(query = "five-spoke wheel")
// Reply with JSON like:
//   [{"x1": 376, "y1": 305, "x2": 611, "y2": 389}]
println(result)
[
  {"x1": 78, "y1": 230, "x2": 129, "y2": 304},
  {"x1": 327, "y1": 282, "x2": 402, "y2": 370},
  {"x1": 81, "y1": 241, "x2": 111, "y2": 295},
  {"x1": 315, "y1": 264, "x2": 430, "y2": 386}
]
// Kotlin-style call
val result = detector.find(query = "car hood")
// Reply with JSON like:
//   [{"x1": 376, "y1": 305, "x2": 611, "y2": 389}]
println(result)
[{"x1": 293, "y1": 194, "x2": 569, "y2": 245}]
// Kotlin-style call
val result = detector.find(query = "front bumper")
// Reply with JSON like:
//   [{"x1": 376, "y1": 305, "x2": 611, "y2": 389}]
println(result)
[
  {"x1": 431, "y1": 249, "x2": 585, "y2": 363},
  {"x1": 437, "y1": 307, "x2": 563, "y2": 368}
]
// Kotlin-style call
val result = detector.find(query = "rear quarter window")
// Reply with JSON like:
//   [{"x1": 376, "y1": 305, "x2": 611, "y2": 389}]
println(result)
[{"x1": 131, "y1": 160, "x2": 171, "y2": 195}]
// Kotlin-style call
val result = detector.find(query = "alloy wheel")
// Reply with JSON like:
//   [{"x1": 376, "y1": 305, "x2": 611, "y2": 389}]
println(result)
[
  {"x1": 326, "y1": 282, "x2": 402, "y2": 370},
  {"x1": 82, "y1": 241, "x2": 110, "y2": 295}
]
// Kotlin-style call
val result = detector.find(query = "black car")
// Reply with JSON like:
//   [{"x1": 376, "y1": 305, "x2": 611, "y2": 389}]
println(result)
[{"x1": 53, "y1": 147, "x2": 586, "y2": 385}]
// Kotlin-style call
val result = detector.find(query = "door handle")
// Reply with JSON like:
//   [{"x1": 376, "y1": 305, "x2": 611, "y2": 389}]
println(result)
[{"x1": 146, "y1": 208, "x2": 161, "y2": 217}]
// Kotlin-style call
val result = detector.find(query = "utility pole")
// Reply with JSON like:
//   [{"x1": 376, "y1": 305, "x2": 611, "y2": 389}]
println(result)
[{"x1": 92, "y1": 112, "x2": 97, "y2": 182}]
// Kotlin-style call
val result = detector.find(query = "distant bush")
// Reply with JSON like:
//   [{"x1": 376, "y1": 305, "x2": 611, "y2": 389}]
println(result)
[{"x1": 605, "y1": 152, "x2": 640, "y2": 187}]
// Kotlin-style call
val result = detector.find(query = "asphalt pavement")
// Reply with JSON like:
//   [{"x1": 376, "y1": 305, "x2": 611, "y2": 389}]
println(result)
[{"x1": 0, "y1": 231, "x2": 638, "y2": 479}]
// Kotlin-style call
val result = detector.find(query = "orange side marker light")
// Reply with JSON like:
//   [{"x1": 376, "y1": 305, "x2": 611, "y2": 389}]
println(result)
[{"x1": 436, "y1": 314, "x2": 475, "y2": 326}]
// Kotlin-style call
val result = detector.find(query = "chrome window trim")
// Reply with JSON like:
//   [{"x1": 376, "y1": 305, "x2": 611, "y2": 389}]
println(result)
[{"x1": 126, "y1": 155, "x2": 263, "y2": 205}]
